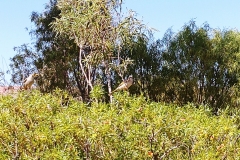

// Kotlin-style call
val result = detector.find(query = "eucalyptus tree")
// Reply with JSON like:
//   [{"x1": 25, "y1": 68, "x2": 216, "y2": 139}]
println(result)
[
  {"x1": 51, "y1": 0, "x2": 151, "y2": 100},
  {"x1": 29, "y1": 0, "x2": 75, "y2": 93},
  {"x1": 159, "y1": 21, "x2": 240, "y2": 110},
  {"x1": 10, "y1": 44, "x2": 38, "y2": 85},
  {"x1": 209, "y1": 29, "x2": 240, "y2": 109},
  {"x1": 10, "y1": 0, "x2": 85, "y2": 98},
  {"x1": 120, "y1": 35, "x2": 162, "y2": 97},
  {"x1": 161, "y1": 22, "x2": 214, "y2": 105}
]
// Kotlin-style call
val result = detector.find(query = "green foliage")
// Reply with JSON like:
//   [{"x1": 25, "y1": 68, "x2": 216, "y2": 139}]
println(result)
[
  {"x1": 9, "y1": 1, "x2": 239, "y2": 109},
  {"x1": 146, "y1": 21, "x2": 240, "y2": 110},
  {"x1": 9, "y1": 0, "x2": 86, "y2": 97},
  {"x1": 0, "y1": 91, "x2": 239, "y2": 159},
  {"x1": 52, "y1": 0, "x2": 152, "y2": 97},
  {"x1": 90, "y1": 85, "x2": 105, "y2": 103},
  {"x1": 10, "y1": 44, "x2": 37, "y2": 84}
]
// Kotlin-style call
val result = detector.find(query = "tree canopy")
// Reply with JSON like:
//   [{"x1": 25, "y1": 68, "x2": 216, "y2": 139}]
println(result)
[{"x1": 9, "y1": 0, "x2": 240, "y2": 110}]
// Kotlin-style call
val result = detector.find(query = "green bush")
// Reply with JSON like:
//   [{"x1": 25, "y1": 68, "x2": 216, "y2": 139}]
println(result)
[{"x1": 0, "y1": 90, "x2": 239, "y2": 159}]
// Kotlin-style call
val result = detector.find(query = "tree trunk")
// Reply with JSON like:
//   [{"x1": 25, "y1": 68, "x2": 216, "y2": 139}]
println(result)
[{"x1": 79, "y1": 44, "x2": 93, "y2": 90}]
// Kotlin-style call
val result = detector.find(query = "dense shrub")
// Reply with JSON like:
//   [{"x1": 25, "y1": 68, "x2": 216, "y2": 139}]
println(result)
[{"x1": 0, "y1": 90, "x2": 239, "y2": 159}]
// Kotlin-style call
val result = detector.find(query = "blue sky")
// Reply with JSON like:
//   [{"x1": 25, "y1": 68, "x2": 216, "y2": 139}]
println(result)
[
  {"x1": 124, "y1": 0, "x2": 240, "y2": 38},
  {"x1": 0, "y1": 0, "x2": 49, "y2": 83},
  {"x1": 1, "y1": 0, "x2": 240, "y2": 84}
]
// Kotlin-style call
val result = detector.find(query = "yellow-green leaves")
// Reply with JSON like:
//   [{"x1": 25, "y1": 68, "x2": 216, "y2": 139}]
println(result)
[{"x1": 0, "y1": 90, "x2": 239, "y2": 159}]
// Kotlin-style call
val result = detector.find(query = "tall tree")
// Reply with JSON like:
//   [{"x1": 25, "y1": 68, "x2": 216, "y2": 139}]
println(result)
[
  {"x1": 156, "y1": 21, "x2": 240, "y2": 110},
  {"x1": 119, "y1": 35, "x2": 162, "y2": 97},
  {"x1": 10, "y1": 44, "x2": 38, "y2": 85},
  {"x1": 51, "y1": 0, "x2": 151, "y2": 101},
  {"x1": 10, "y1": 0, "x2": 87, "y2": 99}
]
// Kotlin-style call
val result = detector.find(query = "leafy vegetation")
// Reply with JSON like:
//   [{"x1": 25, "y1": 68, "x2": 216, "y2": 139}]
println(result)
[
  {"x1": 1, "y1": 0, "x2": 240, "y2": 159},
  {"x1": 151, "y1": 22, "x2": 240, "y2": 111},
  {"x1": 7, "y1": 0, "x2": 239, "y2": 110},
  {"x1": 0, "y1": 90, "x2": 239, "y2": 159}
]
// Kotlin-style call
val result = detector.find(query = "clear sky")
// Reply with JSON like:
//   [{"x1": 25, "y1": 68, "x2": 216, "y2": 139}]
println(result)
[{"x1": 1, "y1": 0, "x2": 240, "y2": 84}]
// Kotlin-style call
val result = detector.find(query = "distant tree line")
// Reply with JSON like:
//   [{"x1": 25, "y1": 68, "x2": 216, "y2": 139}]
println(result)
[{"x1": 10, "y1": 0, "x2": 240, "y2": 111}]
